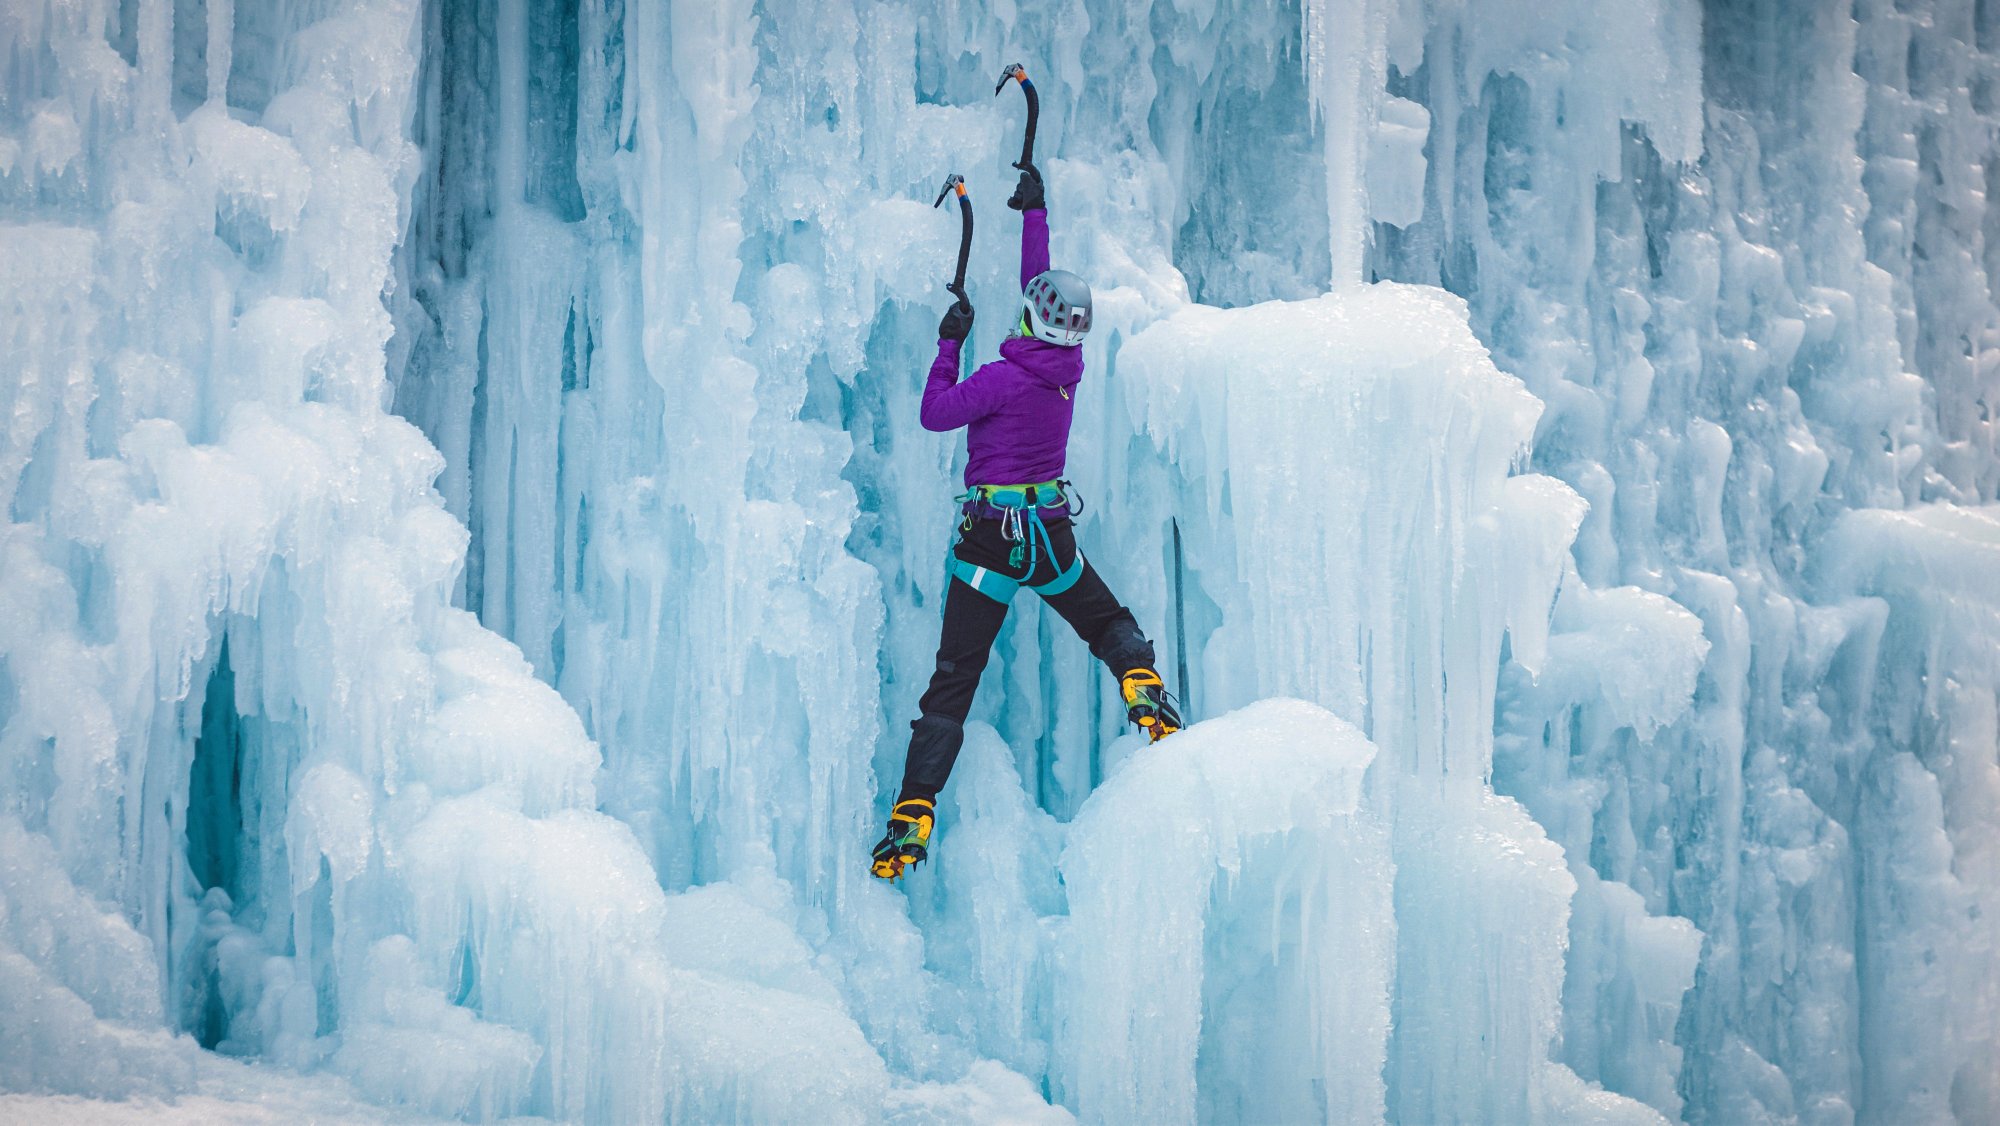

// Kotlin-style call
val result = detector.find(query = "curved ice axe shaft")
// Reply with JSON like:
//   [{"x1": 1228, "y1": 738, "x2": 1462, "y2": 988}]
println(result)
[
  {"x1": 932, "y1": 173, "x2": 973, "y2": 303},
  {"x1": 995, "y1": 63, "x2": 1038, "y2": 170}
]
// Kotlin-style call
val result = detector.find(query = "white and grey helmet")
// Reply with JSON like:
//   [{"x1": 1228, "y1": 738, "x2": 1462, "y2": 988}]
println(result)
[{"x1": 1022, "y1": 269, "x2": 1092, "y2": 346}]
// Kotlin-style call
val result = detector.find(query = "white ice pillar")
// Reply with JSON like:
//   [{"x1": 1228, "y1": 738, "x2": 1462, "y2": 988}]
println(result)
[
  {"x1": 1304, "y1": 0, "x2": 1390, "y2": 287},
  {"x1": 206, "y1": 0, "x2": 233, "y2": 106}
]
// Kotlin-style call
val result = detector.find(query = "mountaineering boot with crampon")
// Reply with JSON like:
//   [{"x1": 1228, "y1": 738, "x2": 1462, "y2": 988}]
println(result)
[
  {"x1": 1121, "y1": 668, "x2": 1182, "y2": 742},
  {"x1": 870, "y1": 798, "x2": 936, "y2": 880}
]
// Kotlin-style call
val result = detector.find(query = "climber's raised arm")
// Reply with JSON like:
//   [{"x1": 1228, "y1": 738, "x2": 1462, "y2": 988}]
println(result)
[
  {"x1": 1009, "y1": 164, "x2": 1049, "y2": 288},
  {"x1": 920, "y1": 298, "x2": 1004, "y2": 432}
]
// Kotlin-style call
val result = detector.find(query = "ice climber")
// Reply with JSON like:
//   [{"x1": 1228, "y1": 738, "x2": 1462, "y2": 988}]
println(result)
[{"x1": 871, "y1": 162, "x2": 1182, "y2": 882}]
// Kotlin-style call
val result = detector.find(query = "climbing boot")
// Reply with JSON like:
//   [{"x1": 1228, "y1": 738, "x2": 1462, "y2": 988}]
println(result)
[
  {"x1": 870, "y1": 799, "x2": 936, "y2": 880},
  {"x1": 1120, "y1": 669, "x2": 1182, "y2": 742}
]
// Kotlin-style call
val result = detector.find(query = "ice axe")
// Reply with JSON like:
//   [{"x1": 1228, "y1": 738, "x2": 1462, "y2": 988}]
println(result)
[
  {"x1": 932, "y1": 173, "x2": 973, "y2": 308},
  {"x1": 994, "y1": 63, "x2": 1038, "y2": 171}
]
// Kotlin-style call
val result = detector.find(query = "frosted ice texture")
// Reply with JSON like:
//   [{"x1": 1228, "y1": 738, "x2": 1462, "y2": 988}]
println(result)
[{"x1": 0, "y1": 0, "x2": 1995, "y2": 1124}]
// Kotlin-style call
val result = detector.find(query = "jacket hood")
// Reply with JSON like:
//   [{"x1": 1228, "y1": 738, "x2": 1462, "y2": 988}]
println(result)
[{"x1": 999, "y1": 334, "x2": 1084, "y2": 391}]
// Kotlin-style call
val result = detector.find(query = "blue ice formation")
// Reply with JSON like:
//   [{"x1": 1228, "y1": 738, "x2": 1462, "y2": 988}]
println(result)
[{"x1": 0, "y1": 0, "x2": 1996, "y2": 1123}]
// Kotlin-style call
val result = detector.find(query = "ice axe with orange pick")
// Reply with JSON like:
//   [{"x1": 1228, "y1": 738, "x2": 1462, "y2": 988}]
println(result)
[{"x1": 995, "y1": 63, "x2": 1039, "y2": 171}]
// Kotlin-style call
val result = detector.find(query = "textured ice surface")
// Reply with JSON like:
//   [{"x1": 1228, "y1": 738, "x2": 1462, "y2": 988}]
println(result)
[
  {"x1": 1055, "y1": 698, "x2": 1389, "y2": 1124},
  {"x1": 2, "y1": 0, "x2": 1998, "y2": 1122}
]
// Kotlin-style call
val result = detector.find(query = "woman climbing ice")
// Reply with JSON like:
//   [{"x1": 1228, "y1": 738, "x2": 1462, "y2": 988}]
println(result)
[{"x1": 870, "y1": 152, "x2": 1181, "y2": 882}]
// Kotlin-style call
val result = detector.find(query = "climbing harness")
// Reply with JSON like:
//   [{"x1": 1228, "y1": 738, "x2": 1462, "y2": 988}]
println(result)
[{"x1": 944, "y1": 481, "x2": 1086, "y2": 604}]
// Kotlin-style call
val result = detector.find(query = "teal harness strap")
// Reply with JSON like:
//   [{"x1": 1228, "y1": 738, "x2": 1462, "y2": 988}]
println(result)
[
  {"x1": 949, "y1": 550, "x2": 1086, "y2": 605},
  {"x1": 950, "y1": 557, "x2": 1022, "y2": 603},
  {"x1": 1018, "y1": 506, "x2": 1058, "y2": 574},
  {"x1": 1035, "y1": 553, "x2": 1085, "y2": 597}
]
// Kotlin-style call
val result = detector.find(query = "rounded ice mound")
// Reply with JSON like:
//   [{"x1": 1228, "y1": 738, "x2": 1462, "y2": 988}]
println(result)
[{"x1": 1053, "y1": 699, "x2": 1392, "y2": 1125}]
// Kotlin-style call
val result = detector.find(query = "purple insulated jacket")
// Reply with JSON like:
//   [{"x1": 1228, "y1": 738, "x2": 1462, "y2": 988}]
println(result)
[{"x1": 922, "y1": 209, "x2": 1083, "y2": 487}]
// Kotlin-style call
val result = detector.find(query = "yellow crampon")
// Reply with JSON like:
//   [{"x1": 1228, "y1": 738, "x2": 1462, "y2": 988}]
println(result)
[
  {"x1": 870, "y1": 798, "x2": 936, "y2": 880},
  {"x1": 1121, "y1": 669, "x2": 1183, "y2": 742}
]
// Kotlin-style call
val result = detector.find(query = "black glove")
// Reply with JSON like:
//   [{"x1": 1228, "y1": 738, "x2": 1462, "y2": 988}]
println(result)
[
  {"x1": 939, "y1": 296, "x2": 974, "y2": 341},
  {"x1": 1007, "y1": 163, "x2": 1044, "y2": 211}
]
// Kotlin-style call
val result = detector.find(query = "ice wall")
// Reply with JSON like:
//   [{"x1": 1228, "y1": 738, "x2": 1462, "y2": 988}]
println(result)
[
  {"x1": 1118, "y1": 282, "x2": 1701, "y2": 1124},
  {"x1": 1365, "y1": 1, "x2": 2000, "y2": 1121},
  {"x1": 2, "y1": 0, "x2": 1998, "y2": 1123},
  {"x1": 1053, "y1": 699, "x2": 1391, "y2": 1123},
  {"x1": 0, "y1": 0, "x2": 721, "y2": 1120}
]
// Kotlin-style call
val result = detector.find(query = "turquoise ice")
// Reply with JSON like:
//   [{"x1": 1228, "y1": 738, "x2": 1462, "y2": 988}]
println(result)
[{"x1": 0, "y1": 0, "x2": 1995, "y2": 1123}]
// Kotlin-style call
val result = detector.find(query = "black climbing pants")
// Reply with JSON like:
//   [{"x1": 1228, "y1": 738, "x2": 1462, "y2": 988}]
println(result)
[{"x1": 896, "y1": 514, "x2": 1156, "y2": 805}]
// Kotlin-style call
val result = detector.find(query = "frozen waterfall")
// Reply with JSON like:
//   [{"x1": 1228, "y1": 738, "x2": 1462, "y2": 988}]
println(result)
[{"x1": 1, "y1": 0, "x2": 1997, "y2": 1123}]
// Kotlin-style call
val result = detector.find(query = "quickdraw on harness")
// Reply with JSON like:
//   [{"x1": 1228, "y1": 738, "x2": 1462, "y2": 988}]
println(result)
[{"x1": 946, "y1": 480, "x2": 1086, "y2": 604}]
